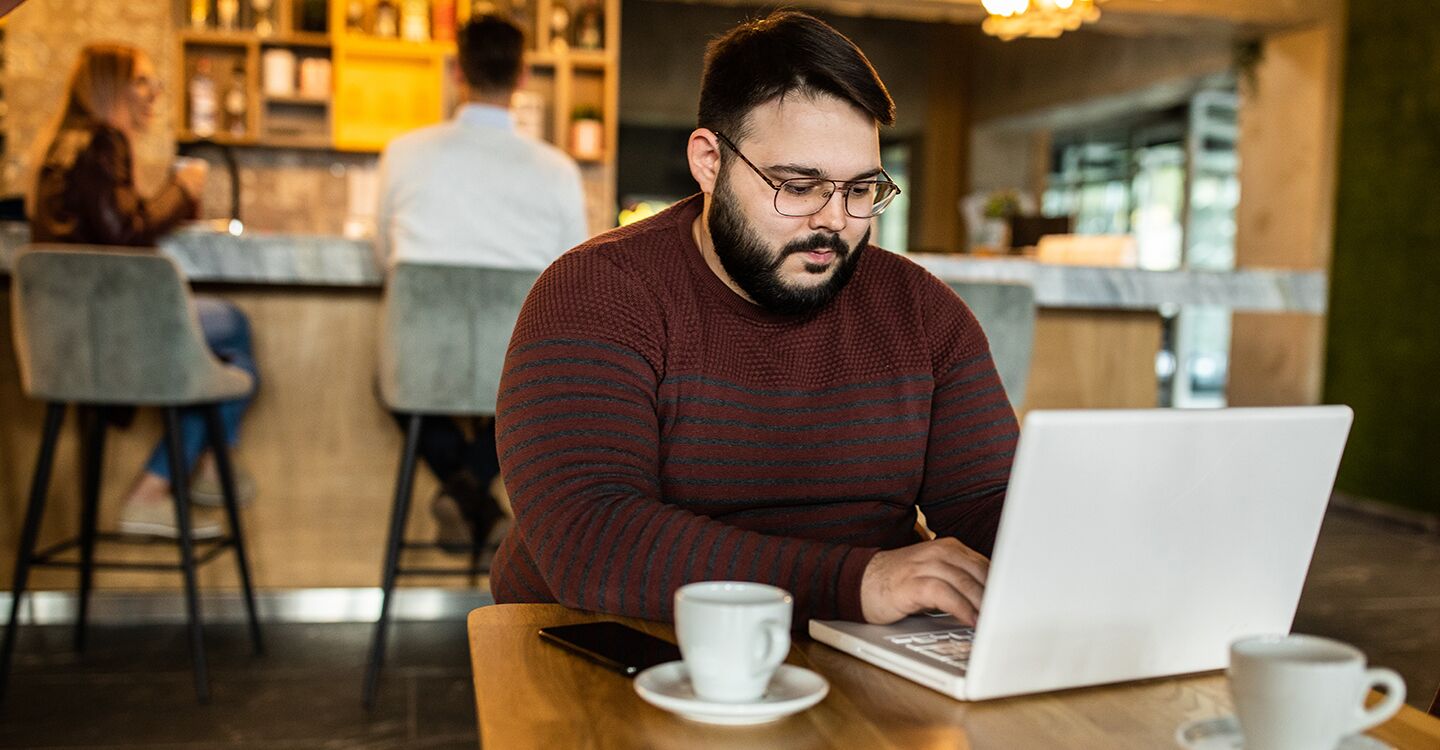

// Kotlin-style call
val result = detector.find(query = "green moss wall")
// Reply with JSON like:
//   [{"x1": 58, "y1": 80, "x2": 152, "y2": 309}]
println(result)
[{"x1": 1324, "y1": 0, "x2": 1440, "y2": 514}]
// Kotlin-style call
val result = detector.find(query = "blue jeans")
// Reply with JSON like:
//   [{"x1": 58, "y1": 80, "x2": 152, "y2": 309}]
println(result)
[{"x1": 143, "y1": 297, "x2": 258, "y2": 481}]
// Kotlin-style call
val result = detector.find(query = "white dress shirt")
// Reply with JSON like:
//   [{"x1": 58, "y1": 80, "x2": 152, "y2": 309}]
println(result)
[{"x1": 375, "y1": 103, "x2": 588, "y2": 271}]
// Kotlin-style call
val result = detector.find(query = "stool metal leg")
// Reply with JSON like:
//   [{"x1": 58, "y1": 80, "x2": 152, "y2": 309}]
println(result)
[
  {"x1": 164, "y1": 407, "x2": 210, "y2": 704},
  {"x1": 204, "y1": 405, "x2": 263, "y2": 655},
  {"x1": 75, "y1": 406, "x2": 107, "y2": 653},
  {"x1": 468, "y1": 536, "x2": 483, "y2": 587},
  {"x1": 1, "y1": 402, "x2": 66, "y2": 707},
  {"x1": 363, "y1": 412, "x2": 422, "y2": 709}
]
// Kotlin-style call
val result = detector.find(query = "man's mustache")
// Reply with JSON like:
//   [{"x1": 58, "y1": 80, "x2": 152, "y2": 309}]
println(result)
[{"x1": 779, "y1": 233, "x2": 849, "y2": 260}]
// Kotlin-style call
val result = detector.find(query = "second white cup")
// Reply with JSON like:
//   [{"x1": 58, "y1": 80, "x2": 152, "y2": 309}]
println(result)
[
  {"x1": 1229, "y1": 634, "x2": 1406, "y2": 750},
  {"x1": 674, "y1": 581, "x2": 792, "y2": 703}
]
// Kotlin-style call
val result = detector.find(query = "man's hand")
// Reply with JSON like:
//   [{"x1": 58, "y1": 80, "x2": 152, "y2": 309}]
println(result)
[{"x1": 859, "y1": 537, "x2": 990, "y2": 625}]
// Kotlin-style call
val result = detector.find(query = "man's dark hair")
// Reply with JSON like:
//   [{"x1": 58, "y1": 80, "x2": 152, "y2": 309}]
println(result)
[
  {"x1": 697, "y1": 11, "x2": 895, "y2": 145},
  {"x1": 457, "y1": 15, "x2": 525, "y2": 93}
]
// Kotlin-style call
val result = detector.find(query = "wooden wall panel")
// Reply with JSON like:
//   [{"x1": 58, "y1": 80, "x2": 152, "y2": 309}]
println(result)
[
  {"x1": 1228, "y1": 313, "x2": 1326, "y2": 407},
  {"x1": 1023, "y1": 309, "x2": 1163, "y2": 418},
  {"x1": 1229, "y1": 20, "x2": 1344, "y2": 407}
]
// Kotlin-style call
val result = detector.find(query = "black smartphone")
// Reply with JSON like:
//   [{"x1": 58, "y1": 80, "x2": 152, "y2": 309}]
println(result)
[{"x1": 538, "y1": 621, "x2": 682, "y2": 677}]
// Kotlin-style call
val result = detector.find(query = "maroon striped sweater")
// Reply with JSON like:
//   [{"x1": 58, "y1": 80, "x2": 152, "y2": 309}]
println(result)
[{"x1": 491, "y1": 195, "x2": 1018, "y2": 623}]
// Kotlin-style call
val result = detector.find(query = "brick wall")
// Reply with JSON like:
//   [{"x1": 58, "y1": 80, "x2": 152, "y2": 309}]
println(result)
[{"x1": 1, "y1": 0, "x2": 363, "y2": 234}]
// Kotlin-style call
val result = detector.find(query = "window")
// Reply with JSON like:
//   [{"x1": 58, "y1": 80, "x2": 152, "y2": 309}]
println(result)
[{"x1": 1041, "y1": 87, "x2": 1240, "y2": 408}]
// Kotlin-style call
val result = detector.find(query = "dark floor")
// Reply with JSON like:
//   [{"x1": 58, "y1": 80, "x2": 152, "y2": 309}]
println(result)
[{"x1": 1, "y1": 507, "x2": 1437, "y2": 749}]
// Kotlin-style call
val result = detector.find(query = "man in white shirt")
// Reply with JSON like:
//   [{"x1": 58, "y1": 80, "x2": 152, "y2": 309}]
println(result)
[
  {"x1": 375, "y1": 17, "x2": 588, "y2": 270},
  {"x1": 375, "y1": 14, "x2": 588, "y2": 549}
]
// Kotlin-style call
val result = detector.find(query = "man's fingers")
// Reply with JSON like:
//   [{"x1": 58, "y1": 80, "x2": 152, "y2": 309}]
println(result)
[
  {"x1": 918, "y1": 559, "x2": 984, "y2": 613},
  {"x1": 904, "y1": 551, "x2": 985, "y2": 612},
  {"x1": 925, "y1": 538, "x2": 991, "y2": 584},
  {"x1": 914, "y1": 576, "x2": 978, "y2": 626}
]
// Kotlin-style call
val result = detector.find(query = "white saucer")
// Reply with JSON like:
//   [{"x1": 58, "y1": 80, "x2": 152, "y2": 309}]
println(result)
[
  {"x1": 1176, "y1": 716, "x2": 1393, "y2": 749},
  {"x1": 634, "y1": 661, "x2": 829, "y2": 726}
]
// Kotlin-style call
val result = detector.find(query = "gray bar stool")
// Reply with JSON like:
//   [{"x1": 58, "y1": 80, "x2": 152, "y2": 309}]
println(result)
[
  {"x1": 363, "y1": 262, "x2": 539, "y2": 708},
  {"x1": 1, "y1": 247, "x2": 263, "y2": 705},
  {"x1": 946, "y1": 281, "x2": 1037, "y2": 410}
]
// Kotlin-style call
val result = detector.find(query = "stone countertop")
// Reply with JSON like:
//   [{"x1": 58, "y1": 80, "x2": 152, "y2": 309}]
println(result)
[
  {"x1": 164, "y1": 228, "x2": 382, "y2": 287},
  {"x1": 910, "y1": 254, "x2": 1327, "y2": 313},
  {"x1": 0, "y1": 224, "x2": 1327, "y2": 313}
]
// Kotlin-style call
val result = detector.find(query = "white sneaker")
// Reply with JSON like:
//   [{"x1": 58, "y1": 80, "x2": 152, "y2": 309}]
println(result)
[
  {"x1": 118, "y1": 501, "x2": 224, "y2": 540},
  {"x1": 190, "y1": 465, "x2": 257, "y2": 508},
  {"x1": 431, "y1": 491, "x2": 474, "y2": 554}
]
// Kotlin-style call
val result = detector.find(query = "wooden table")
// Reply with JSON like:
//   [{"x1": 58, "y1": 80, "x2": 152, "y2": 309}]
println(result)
[{"x1": 468, "y1": 604, "x2": 1440, "y2": 749}]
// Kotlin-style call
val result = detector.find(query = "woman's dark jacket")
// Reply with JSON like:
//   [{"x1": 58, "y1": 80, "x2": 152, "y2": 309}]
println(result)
[{"x1": 31, "y1": 121, "x2": 197, "y2": 246}]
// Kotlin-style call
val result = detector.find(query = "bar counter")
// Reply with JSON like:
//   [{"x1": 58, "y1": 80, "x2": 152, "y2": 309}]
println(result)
[
  {"x1": 1, "y1": 223, "x2": 1330, "y2": 310},
  {"x1": 0, "y1": 226, "x2": 1326, "y2": 593}
]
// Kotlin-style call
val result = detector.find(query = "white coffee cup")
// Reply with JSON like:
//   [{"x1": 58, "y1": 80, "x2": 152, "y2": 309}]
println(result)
[
  {"x1": 172, "y1": 156, "x2": 207, "y2": 173},
  {"x1": 1229, "y1": 634, "x2": 1406, "y2": 750},
  {"x1": 674, "y1": 581, "x2": 792, "y2": 703}
]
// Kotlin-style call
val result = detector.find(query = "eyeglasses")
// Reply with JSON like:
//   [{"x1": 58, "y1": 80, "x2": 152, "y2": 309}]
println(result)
[
  {"x1": 713, "y1": 131, "x2": 901, "y2": 219},
  {"x1": 132, "y1": 76, "x2": 165, "y2": 97}
]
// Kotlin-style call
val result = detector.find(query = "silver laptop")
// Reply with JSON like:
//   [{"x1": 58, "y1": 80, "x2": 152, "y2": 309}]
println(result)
[{"x1": 810, "y1": 406, "x2": 1353, "y2": 701}]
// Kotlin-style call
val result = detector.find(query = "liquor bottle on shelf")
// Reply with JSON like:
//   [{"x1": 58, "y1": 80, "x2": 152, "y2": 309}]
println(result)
[
  {"x1": 252, "y1": 0, "x2": 274, "y2": 36},
  {"x1": 400, "y1": 0, "x2": 430, "y2": 41},
  {"x1": 216, "y1": 0, "x2": 240, "y2": 30},
  {"x1": 432, "y1": 0, "x2": 456, "y2": 41},
  {"x1": 190, "y1": 0, "x2": 211, "y2": 29},
  {"x1": 374, "y1": 0, "x2": 400, "y2": 38},
  {"x1": 549, "y1": 0, "x2": 570, "y2": 52},
  {"x1": 573, "y1": 0, "x2": 602, "y2": 50},
  {"x1": 300, "y1": 0, "x2": 329, "y2": 32},
  {"x1": 223, "y1": 61, "x2": 248, "y2": 137},
  {"x1": 345, "y1": 0, "x2": 366, "y2": 32},
  {"x1": 189, "y1": 57, "x2": 219, "y2": 137}
]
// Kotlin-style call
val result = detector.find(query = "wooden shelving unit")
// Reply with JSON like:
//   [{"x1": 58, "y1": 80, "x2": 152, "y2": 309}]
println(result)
[
  {"x1": 176, "y1": 130, "x2": 260, "y2": 147},
  {"x1": 262, "y1": 94, "x2": 330, "y2": 105},
  {"x1": 174, "y1": 0, "x2": 620, "y2": 228}
]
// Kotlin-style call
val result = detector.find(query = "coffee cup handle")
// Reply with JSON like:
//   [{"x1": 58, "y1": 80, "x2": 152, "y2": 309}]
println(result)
[
  {"x1": 750, "y1": 619, "x2": 790, "y2": 679},
  {"x1": 1351, "y1": 667, "x2": 1406, "y2": 734}
]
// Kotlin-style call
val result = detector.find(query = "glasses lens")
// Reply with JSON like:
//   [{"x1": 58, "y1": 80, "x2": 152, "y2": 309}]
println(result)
[
  {"x1": 774, "y1": 178, "x2": 831, "y2": 217},
  {"x1": 838, "y1": 181, "x2": 899, "y2": 218},
  {"x1": 864, "y1": 182, "x2": 900, "y2": 217},
  {"x1": 134, "y1": 77, "x2": 163, "y2": 96}
]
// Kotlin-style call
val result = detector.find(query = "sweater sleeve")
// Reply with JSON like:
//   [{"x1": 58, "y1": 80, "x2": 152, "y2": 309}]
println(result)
[
  {"x1": 495, "y1": 249, "x2": 876, "y2": 623},
  {"x1": 913, "y1": 273, "x2": 1019, "y2": 558},
  {"x1": 70, "y1": 128, "x2": 197, "y2": 247}
]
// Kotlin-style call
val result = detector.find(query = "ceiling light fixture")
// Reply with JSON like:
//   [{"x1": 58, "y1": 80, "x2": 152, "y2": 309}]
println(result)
[{"x1": 981, "y1": 0, "x2": 1102, "y2": 41}]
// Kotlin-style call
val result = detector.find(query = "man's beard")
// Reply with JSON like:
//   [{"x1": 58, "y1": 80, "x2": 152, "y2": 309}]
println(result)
[{"x1": 708, "y1": 174, "x2": 867, "y2": 316}]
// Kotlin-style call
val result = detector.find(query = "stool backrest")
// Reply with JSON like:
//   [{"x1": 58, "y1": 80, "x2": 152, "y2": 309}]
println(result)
[
  {"x1": 11, "y1": 246, "x2": 247, "y2": 405},
  {"x1": 945, "y1": 281, "x2": 1037, "y2": 410},
  {"x1": 379, "y1": 262, "x2": 540, "y2": 415}
]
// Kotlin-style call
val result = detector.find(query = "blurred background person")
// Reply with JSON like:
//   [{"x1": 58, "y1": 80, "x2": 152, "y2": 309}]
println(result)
[
  {"x1": 374, "y1": 15, "x2": 587, "y2": 551},
  {"x1": 27, "y1": 42, "x2": 259, "y2": 538}
]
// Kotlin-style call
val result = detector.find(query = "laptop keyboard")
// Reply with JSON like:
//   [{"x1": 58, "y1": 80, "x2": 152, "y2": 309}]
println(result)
[{"x1": 885, "y1": 628, "x2": 975, "y2": 671}]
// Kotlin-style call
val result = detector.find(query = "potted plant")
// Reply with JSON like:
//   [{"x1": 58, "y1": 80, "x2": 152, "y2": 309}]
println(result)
[
  {"x1": 570, "y1": 105, "x2": 604, "y2": 161},
  {"x1": 979, "y1": 189, "x2": 1020, "y2": 251}
]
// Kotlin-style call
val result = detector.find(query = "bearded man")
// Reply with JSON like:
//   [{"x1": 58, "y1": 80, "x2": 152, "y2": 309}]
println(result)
[{"x1": 490, "y1": 11, "x2": 1017, "y2": 626}]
